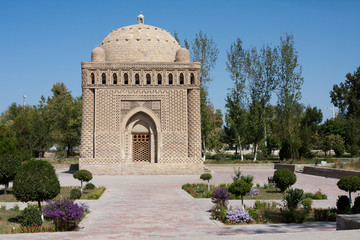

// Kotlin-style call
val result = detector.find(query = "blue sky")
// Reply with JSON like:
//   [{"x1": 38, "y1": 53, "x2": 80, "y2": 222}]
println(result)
[{"x1": 1, "y1": 0, "x2": 359, "y2": 121}]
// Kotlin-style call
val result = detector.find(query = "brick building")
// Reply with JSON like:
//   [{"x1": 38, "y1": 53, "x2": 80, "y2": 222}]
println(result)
[{"x1": 79, "y1": 13, "x2": 203, "y2": 174}]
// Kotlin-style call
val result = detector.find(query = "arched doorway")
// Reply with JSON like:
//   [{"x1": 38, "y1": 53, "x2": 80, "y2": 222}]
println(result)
[{"x1": 123, "y1": 110, "x2": 159, "y2": 163}]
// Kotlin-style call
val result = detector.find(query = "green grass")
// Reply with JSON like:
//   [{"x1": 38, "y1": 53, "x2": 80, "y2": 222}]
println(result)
[
  {"x1": 0, "y1": 186, "x2": 106, "y2": 202},
  {"x1": 182, "y1": 183, "x2": 284, "y2": 200},
  {"x1": 0, "y1": 208, "x2": 54, "y2": 234}
]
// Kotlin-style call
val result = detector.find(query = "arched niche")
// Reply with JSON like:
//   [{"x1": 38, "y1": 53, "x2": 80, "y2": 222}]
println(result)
[{"x1": 121, "y1": 107, "x2": 161, "y2": 163}]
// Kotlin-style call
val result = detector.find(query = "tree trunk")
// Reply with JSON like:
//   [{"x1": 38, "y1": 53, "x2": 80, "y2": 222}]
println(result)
[
  {"x1": 241, "y1": 195, "x2": 245, "y2": 211},
  {"x1": 67, "y1": 145, "x2": 71, "y2": 158},
  {"x1": 207, "y1": 181, "x2": 210, "y2": 192},
  {"x1": 235, "y1": 145, "x2": 238, "y2": 158},
  {"x1": 349, "y1": 191, "x2": 352, "y2": 206},
  {"x1": 81, "y1": 180, "x2": 83, "y2": 193},
  {"x1": 253, "y1": 144, "x2": 257, "y2": 161},
  {"x1": 38, "y1": 201, "x2": 44, "y2": 222},
  {"x1": 4, "y1": 182, "x2": 8, "y2": 195},
  {"x1": 202, "y1": 135, "x2": 206, "y2": 161},
  {"x1": 238, "y1": 136, "x2": 244, "y2": 161}
]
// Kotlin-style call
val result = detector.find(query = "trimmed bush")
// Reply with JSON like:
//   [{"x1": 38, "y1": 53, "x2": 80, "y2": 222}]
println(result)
[
  {"x1": 352, "y1": 196, "x2": 360, "y2": 214},
  {"x1": 337, "y1": 175, "x2": 360, "y2": 205},
  {"x1": 337, "y1": 195, "x2": 351, "y2": 213},
  {"x1": 20, "y1": 205, "x2": 42, "y2": 227},
  {"x1": 200, "y1": 173, "x2": 212, "y2": 191},
  {"x1": 228, "y1": 180, "x2": 251, "y2": 210},
  {"x1": 73, "y1": 170, "x2": 93, "y2": 192},
  {"x1": 84, "y1": 182, "x2": 95, "y2": 190},
  {"x1": 211, "y1": 205, "x2": 227, "y2": 223},
  {"x1": 13, "y1": 160, "x2": 60, "y2": 220},
  {"x1": 273, "y1": 168, "x2": 297, "y2": 192},
  {"x1": 70, "y1": 189, "x2": 82, "y2": 200}
]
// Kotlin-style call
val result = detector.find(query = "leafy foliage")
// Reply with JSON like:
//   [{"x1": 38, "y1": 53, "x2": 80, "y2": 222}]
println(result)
[
  {"x1": 336, "y1": 195, "x2": 351, "y2": 214},
  {"x1": 70, "y1": 189, "x2": 82, "y2": 200},
  {"x1": 200, "y1": 173, "x2": 212, "y2": 182},
  {"x1": 352, "y1": 196, "x2": 360, "y2": 214},
  {"x1": 284, "y1": 188, "x2": 304, "y2": 210},
  {"x1": 20, "y1": 205, "x2": 42, "y2": 227},
  {"x1": 0, "y1": 125, "x2": 21, "y2": 194},
  {"x1": 84, "y1": 182, "x2": 96, "y2": 190},
  {"x1": 13, "y1": 160, "x2": 60, "y2": 203},
  {"x1": 273, "y1": 168, "x2": 297, "y2": 192},
  {"x1": 211, "y1": 205, "x2": 227, "y2": 223},
  {"x1": 73, "y1": 170, "x2": 93, "y2": 191},
  {"x1": 337, "y1": 175, "x2": 360, "y2": 204}
]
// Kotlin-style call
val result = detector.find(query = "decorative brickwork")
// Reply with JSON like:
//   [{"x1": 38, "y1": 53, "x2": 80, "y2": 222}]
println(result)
[{"x1": 80, "y1": 14, "x2": 203, "y2": 175}]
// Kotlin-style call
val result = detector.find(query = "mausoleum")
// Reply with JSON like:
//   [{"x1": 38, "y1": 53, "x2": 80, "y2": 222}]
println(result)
[{"x1": 79, "y1": 13, "x2": 203, "y2": 174}]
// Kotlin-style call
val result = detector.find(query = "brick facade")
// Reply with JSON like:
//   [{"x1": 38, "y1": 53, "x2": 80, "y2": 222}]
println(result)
[{"x1": 79, "y1": 14, "x2": 203, "y2": 174}]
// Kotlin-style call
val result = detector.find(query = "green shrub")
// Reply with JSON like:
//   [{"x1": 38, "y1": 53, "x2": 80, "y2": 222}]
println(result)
[
  {"x1": 200, "y1": 173, "x2": 212, "y2": 181},
  {"x1": 337, "y1": 175, "x2": 360, "y2": 205},
  {"x1": 314, "y1": 208, "x2": 337, "y2": 221},
  {"x1": 20, "y1": 205, "x2": 42, "y2": 227},
  {"x1": 240, "y1": 175, "x2": 254, "y2": 187},
  {"x1": 86, "y1": 187, "x2": 105, "y2": 200},
  {"x1": 11, "y1": 204, "x2": 20, "y2": 212},
  {"x1": 273, "y1": 168, "x2": 296, "y2": 192},
  {"x1": 281, "y1": 209, "x2": 307, "y2": 223},
  {"x1": 70, "y1": 189, "x2": 82, "y2": 200},
  {"x1": 73, "y1": 170, "x2": 93, "y2": 192},
  {"x1": 301, "y1": 198, "x2": 313, "y2": 211},
  {"x1": 284, "y1": 188, "x2": 304, "y2": 210},
  {"x1": 228, "y1": 180, "x2": 251, "y2": 210},
  {"x1": 84, "y1": 182, "x2": 95, "y2": 190},
  {"x1": 337, "y1": 195, "x2": 351, "y2": 213},
  {"x1": 352, "y1": 196, "x2": 360, "y2": 214},
  {"x1": 0, "y1": 204, "x2": 6, "y2": 211},
  {"x1": 13, "y1": 160, "x2": 60, "y2": 218},
  {"x1": 304, "y1": 190, "x2": 328, "y2": 200},
  {"x1": 211, "y1": 205, "x2": 227, "y2": 223}
]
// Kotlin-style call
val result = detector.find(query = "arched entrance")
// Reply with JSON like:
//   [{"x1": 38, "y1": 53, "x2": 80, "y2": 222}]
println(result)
[{"x1": 123, "y1": 109, "x2": 159, "y2": 163}]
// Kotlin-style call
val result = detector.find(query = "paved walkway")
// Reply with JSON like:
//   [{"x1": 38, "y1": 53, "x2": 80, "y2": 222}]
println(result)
[{"x1": 1, "y1": 168, "x2": 360, "y2": 239}]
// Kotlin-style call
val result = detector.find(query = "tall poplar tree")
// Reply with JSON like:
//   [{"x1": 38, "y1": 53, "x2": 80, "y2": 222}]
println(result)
[
  {"x1": 189, "y1": 31, "x2": 219, "y2": 160},
  {"x1": 225, "y1": 38, "x2": 248, "y2": 160},
  {"x1": 275, "y1": 33, "x2": 304, "y2": 159}
]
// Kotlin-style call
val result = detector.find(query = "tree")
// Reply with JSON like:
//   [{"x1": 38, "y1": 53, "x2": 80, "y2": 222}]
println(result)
[
  {"x1": 330, "y1": 66, "x2": 360, "y2": 118},
  {"x1": 0, "y1": 125, "x2": 21, "y2": 194},
  {"x1": 73, "y1": 170, "x2": 93, "y2": 193},
  {"x1": 200, "y1": 173, "x2": 212, "y2": 191},
  {"x1": 273, "y1": 168, "x2": 297, "y2": 192},
  {"x1": 228, "y1": 180, "x2": 251, "y2": 211},
  {"x1": 13, "y1": 160, "x2": 60, "y2": 221},
  {"x1": 189, "y1": 31, "x2": 219, "y2": 160},
  {"x1": 275, "y1": 33, "x2": 304, "y2": 160},
  {"x1": 44, "y1": 82, "x2": 82, "y2": 157},
  {"x1": 299, "y1": 106, "x2": 323, "y2": 158},
  {"x1": 337, "y1": 175, "x2": 360, "y2": 206},
  {"x1": 225, "y1": 38, "x2": 248, "y2": 160},
  {"x1": 29, "y1": 97, "x2": 53, "y2": 158},
  {"x1": 246, "y1": 45, "x2": 278, "y2": 161},
  {"x1": 330, "y1": 66, "x2": 360, "y2": 156}
]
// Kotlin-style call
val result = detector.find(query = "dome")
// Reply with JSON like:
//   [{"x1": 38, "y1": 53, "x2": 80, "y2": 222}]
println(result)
[
  {"x1": 91, "y1": 47, "x2": 106, "y2": 62},
  {"x1": 175, "y1": 47, "x2": 190, "y2": 62},
  {"x1": 99, "y1": 14, "x2": 181, "y2": 62}
]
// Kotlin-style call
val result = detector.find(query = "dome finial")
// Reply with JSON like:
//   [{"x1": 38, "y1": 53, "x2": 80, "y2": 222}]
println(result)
[{"x1": 137, "y1": 11, "x2": 144, "y2": 24}]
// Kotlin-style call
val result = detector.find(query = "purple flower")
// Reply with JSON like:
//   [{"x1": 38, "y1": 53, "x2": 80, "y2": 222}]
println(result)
[
  {"x1": 227, "y1": 209, "x2": 253, "y2": 223},
  {"x1": 43, "y1": 197, "x2": 86, "y2": 231},
  {"x1": 246, "y1": 188, "x2": 259, "y2": 196},
  {"x1": 212, "y1": 188, "x2": 231, "y2": 208}
]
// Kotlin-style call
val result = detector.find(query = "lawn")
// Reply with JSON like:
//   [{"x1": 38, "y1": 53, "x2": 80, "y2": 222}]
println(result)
[
  {"x1": 0, "y1": 186, "x2": 105, "y2": 202},
  {"x1": 0, "y1": 208, "x2": 54, "y2": 234},
  {"x1": 182, "y1": 183, "x2": 327, "y2": 200}
]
